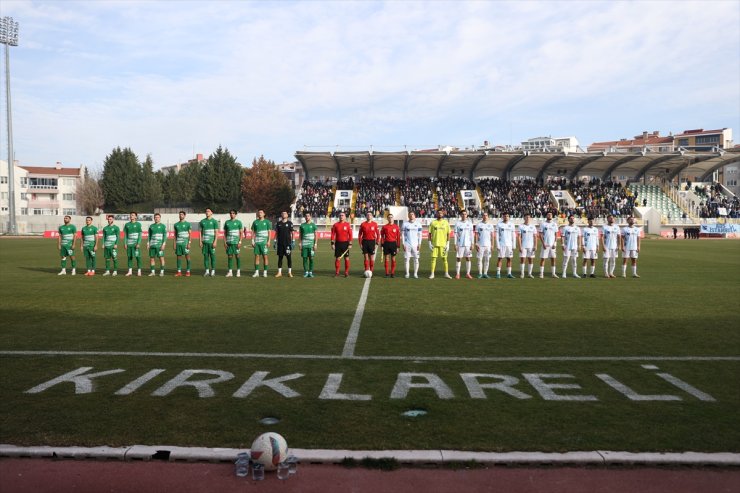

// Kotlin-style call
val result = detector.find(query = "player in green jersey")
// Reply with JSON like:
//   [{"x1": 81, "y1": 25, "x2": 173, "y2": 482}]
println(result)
[
  {"x1": 173, "y1": 210, "x2": 192, "y2": 277},
  {"x1": 251, "y1": 209, "x2": 272, "y2": 277},
  {"x1": 223, "y1": 209, "x2": 243, "y2": 277},
  {"x1": 299, "y1": 212, "x2": 318, "y2": 277},
  {"x1": 81, "y1": 216, "x2": 99, "y2": 276},
  {"x1": 123, "y1": 211, "x2": 143, "y2": 276},
  {"x1": 102, "y1": 214, "x2": 120, "y2": 276},
  {"x1": 148, "y1": 213, "x2": 167, "y2": 277},
  {"x1": 57, "y1": 215, "x2": 77, "y2": 275},
  {"x1": 199, "y1": 208, "x2": 219, "y2": 276},
  {"x1": 428, "y1": 208, "x2": 452, "y2": 279}
]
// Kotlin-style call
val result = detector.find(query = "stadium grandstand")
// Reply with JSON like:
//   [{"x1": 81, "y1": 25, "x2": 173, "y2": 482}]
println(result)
[{"x1": 293, "y1": 146, "x2": 740, "y2": 234}]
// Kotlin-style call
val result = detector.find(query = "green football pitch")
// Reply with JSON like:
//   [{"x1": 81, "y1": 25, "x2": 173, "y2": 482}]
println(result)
[{"x1": 0, "y1": 237, "x2": 738, "y2": 452}]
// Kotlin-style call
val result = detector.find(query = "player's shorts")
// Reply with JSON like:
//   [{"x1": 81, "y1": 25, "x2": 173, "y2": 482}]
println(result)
[
  {"x1": 563, "y1": 248, "x2": 579, "y2": 258},
  {"x1": 583, "y1": 248, "x2": 598, "y2": 260},
  {"x1": 382, "y1": 242, "x2": 398, "y2": 256},
  {"x1": 301, "y1": 246, "x2": 315, "y2": 258},
  {"x1": 334, "y1": 241, "x2": 350, "y2": 258},
  {"x1": 497, "y1": 246, "x2": 514, "y2": 258},
  {"x1": 540, "y1": 245, "x2": 557, "y2": 259},
  {"x1": 603, "y1": 248, "x2": 617, "y2": 259},
  {"x1": 59, "y1": 246, "x2": 75, "y2": 258},
  {"x1": 361, "y1": 240, "x2": 376, "y2": 255},
  {"x1": 519, "y1": 247, "x2": 535, "y2": 259},
  {"x1": 175, "y1": 244, "x2": 190, "y2": 256},
  {"x1": 277, "y1": 244, "x2": 292, "y2": 256},
  {"x1": 83, "y1": 247, "x2": 96, "y2": 259},
  {"x1": 126, "y1": 245, "x2": 140, "y2": 259},
  {"x1": 104, "y1": 246, "x2": 117, "y2": 259},
  {"x1": 623, "y1": 249, "x2": 639, "y2": 259},
  {"x1": 477, "y1": 245, "x2": 492, "y2": 258},
  {"x1": 403, "y1": 243, "x2": 420, "y2": 259},
  {"x1": 202, "y1": 243, "x2": 215, "y2": 256},
  {"x1": 226, "y1": 243, "x2": 240, "y2": 256},
  {"x1": 149, "y1": 246, "x2": 165, "y2": 258},
  {"x1": 456, "y1": 246, "x2": 472, "y2": 258},
  {"x1": 253, "y1": 243, "x2": 268, "y2": 256},
  {"x1": 431, "y1": 246, "x2": 447, "y2": 258}
]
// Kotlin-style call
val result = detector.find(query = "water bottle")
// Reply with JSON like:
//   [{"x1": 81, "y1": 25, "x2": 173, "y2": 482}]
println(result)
[{"x1": 234, "y1": 452, "x2": 249, "y2": 477}]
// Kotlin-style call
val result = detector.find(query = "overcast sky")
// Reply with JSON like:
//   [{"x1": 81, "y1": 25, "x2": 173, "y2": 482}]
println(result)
[{"x1": 1, "y1": 0, "x2": 738, "y2": 171}]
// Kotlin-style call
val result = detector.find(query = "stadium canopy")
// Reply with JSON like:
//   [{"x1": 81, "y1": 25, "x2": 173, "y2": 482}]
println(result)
[{"x1": 295, "y1": 148, "x2": 740, "y2": 183}]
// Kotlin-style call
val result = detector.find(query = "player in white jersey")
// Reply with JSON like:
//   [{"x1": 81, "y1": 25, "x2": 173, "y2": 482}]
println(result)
[
  {"x1": 495, "y1": 212, "x2": 516, "y2": 278},
  {"x1": 402, "y1": 211, "x2": 423, "y2": 278},
  {"x1": 601, "y1": 214, "x2": 620, "y2": 278},
  {"x1": 581, "y1": 216, "x2": 599, "y2": 278},
  {"x1": 517, "y1": 213, "x2": 538, "y2": 278},
  {"x1": 454, "y1": 210, "x2": 475, "y2": 279},
  {"x1": 538, "y1": 212, "x2": 559, "y2": 278},
  {"x1": 475, "y1": 212, "x2": 495, "y2": 278},
  {"x1": 561, "y1": 215, "x2": 582, "y2": 278},
  {"x1": 621, "y1": 215, "x2": 642, "y2": 278}
]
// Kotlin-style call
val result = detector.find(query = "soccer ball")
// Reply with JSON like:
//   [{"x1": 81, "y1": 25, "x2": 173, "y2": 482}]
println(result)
[
  {"x1": 364, "y1": 270, "x2": 373, "y2": 278},
  {"x1": 250, "y1": 432, "x2": 288, "y2": 471}
]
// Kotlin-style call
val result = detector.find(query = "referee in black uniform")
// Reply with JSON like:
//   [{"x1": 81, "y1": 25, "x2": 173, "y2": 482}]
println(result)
[{"x1": 274, "y1": 211, "x2": 295, "y2": 277}]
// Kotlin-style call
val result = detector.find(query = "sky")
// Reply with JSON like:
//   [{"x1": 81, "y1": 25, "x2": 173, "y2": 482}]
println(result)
[{"x1": 0, "y1": 0, "x2": 738, "y2": 171}]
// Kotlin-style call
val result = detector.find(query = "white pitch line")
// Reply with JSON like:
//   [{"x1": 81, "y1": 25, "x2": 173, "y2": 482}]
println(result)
[
  {"x1": 1, "y1": 350, "x2": 739, "y2": 362},
  {"x1": 341, "y1": 276, "x2": 372, "y2": 357}
]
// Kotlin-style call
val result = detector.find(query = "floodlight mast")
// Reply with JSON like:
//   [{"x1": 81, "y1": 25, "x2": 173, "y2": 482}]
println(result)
[{"x1": 0, "y1": 16, "x2": 18, "y2": 235}]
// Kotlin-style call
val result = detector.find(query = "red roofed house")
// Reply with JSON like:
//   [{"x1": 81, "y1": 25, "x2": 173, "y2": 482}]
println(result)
[
  {"x1": 0, "y1": 160, "x2": 85, "y2": 217},
  {"x1": 587, "y1": 131, "x2": 675, "y2": 153}
]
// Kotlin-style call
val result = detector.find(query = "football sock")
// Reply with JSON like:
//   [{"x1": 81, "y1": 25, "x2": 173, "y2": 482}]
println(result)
[
  {"x1": 414, "y1": 258, "x2": 419, "y2": 276},
  {"x1": 177, "y1": 258, "x2": 182, "y2": 270},
  {"x1": 309, "y1": 257, "x2": 314, "y2": 271},
  {"x1": 236, "y1": 256, "x2": 241, "y2": 269},
  {"x1": 466, "y1": 262, "x2": 470, "y2": 276},
  {"x1": 392, "y1": 258, "x2": 396, "y2": 274},
  {"x1": 344, "y1": 258, "x2": 350, "y2": 274},
  {"x1": 228, "y1": 257, "x2": 233, "y2": 270},
  {"x1": 507, "y1": 266, "x2": 512, "y2": 275},
  {"x1": 335, "y1": 259, "x2": 340, "y2": 274},
  {"x1": 431, "y1": 258, "x2": 437, "y2": 273},
  {"x1": 384, "y1": 257, "x2": 389, "y2": 274},
  {"x1": 405, "y1": 257, "x2": 410, "y2": 275},
  {"x1": 456, "y1": 261, "x2": 461, "y2": 275}
]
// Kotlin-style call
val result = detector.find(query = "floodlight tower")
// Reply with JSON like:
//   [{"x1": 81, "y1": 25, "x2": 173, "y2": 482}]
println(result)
[{"x1": 0, "y1": 16, "x2": 18, "y2": 235}]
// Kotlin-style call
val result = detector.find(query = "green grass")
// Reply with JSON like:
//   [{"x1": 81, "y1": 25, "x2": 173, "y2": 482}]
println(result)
[{"x1": 0, "y1": 237, "x2": 739, "y2": 452}]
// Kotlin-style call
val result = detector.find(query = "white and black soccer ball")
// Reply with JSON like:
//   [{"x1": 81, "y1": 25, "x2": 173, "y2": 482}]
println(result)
[
  {"x1": 250, "y1": 432, "x2": 288, "y2": 471},
  {"x1": 364, "y1": 270, "x2": 373, "y2": 278}
]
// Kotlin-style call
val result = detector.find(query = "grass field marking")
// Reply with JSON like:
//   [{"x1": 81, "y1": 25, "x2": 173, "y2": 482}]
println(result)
[
  {"x1": 341, "y1": 276, "x2": 372, "y2": 357},
  {"x1": 2, "y1": 350, "x2": 740, "y2": 362}
]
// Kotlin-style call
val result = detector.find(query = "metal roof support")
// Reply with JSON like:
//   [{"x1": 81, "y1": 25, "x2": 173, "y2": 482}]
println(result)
[
  {"x1": 435, "y1": 152, "x2": 450, "y2": 177},
  {"x1": 332, "y1": 153, "x2": 342, "y2": 180},
  {"x1": 699, "y1": 156, "x2": 740, "y2": 182},
  {"x1": 634, "y1": 154, "x2": 682, "y2": 181},
  {"x1": 402, "y1": 151, "x2": 411, "y2": 179},
  {"x1": 368, "y1": 151, "x2": 375, "y2": 178},
  {"x1": 567, "y1": 154, "x2": 606, "y2": 181},
  {"x1": 502, "y1": 152, "x2": 528, "y2": 181},
  {"x1": 666, "y1": 155, "x2": 716, "y2": 182},
  {"x1": 468, "y1": 151, "x2": 488, "y2": 180},
  {"x1": 295, "y1": 154, "x2": 309, "y2": 178},
  {"x1": 535, "y1": 154, "x2": 567, "y2": 182},
  {"x1": 600, "y1": 155, "x2": 643, "y2": 182}
]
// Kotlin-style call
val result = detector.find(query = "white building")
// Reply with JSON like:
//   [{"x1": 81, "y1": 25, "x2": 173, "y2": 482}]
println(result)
[
  {"x1": 0, "y1": 160, "x2": 85, "y2": 217},
  {"x1": 521, "y1": 136, "x2": 580, "y2": 153}
]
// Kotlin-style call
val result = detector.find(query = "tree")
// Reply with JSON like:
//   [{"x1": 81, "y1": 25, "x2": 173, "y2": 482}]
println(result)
[
  {"x1": 76, "y1": 169, "x2": 105, "y2": 215},
  {"x1": 100, "y1": 147, "x2": 142, "y2": 212},
  {"x1": 241, "y1": 155, "x2": 296, "y2": 216},
  {"x1": 196, "y1": 146, "x2": 242, "y2": 212},
  {"x1": 141, "y1": 154, "x2": 162, "y2": 205}
]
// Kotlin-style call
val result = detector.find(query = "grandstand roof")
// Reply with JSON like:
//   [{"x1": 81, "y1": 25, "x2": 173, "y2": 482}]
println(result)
[{"x1": 295, "y1": 149, "x2": 739, "y2": 182}]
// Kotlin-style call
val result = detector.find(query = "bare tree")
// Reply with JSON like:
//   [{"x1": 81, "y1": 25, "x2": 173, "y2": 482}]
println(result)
[{"x1": 77, "y1": 169, "x2": 105, "y2": 215}]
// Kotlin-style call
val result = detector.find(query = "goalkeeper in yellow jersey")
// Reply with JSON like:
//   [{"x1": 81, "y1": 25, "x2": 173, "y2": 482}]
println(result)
[{"x1": 428, "y1": 209, "x2": 452, "y2": 279}]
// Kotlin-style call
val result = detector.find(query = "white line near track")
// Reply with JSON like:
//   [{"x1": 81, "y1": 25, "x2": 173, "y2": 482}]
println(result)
[
  {"x1": 341, "y1": 276, "x2": 372, "y2": 357},
  {"x1": 1, "y1": 351, "x2": 739, "y2": 362}
]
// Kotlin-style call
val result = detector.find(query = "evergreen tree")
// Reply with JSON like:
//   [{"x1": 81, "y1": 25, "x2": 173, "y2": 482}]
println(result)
[
  {"x1": 196, "y1": 146, "x2": 242, "y2": 212},
  {"x1": 241, "y1": 156, "x2": 296, "y2": 216},
  {"x1": 101, "y1": 147, "x2": 142, "y2": 212},
  {"x1": 141, "y1": 154, "x2": 162, "y2": 205}
]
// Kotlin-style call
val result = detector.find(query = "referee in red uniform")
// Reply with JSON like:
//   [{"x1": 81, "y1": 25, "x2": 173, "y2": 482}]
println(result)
[
  {"x1": 331, "y1": 211, "x2": 353, "y2": 277},
  {"x1": 358, "y1": 211, "x2": 379, "y2": 274},
  {"x1": 381, "y1": 213, "x2": 401, "y2": 278}
]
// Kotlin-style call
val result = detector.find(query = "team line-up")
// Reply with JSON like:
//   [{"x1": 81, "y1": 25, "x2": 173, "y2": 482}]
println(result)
[{"x1": 55, "y1": 207, "x2": 643, "y2": 280}]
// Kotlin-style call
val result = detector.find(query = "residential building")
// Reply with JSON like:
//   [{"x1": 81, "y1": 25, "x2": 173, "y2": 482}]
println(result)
[{"x1": 0, "y1": 160, "x2": 85, "y2": 216}]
